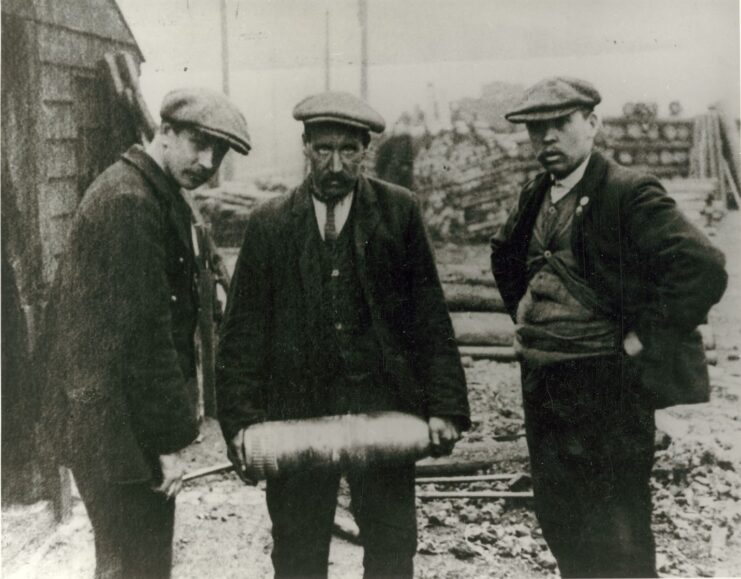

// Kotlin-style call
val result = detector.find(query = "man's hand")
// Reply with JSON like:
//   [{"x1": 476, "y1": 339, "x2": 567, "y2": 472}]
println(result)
[
  {"x1": 154, "y1": 451, "x2": 187, "y2": 499},
  {"x1": 428, "y1": 416, "x2": 461, "y2": 457},
  {"x1": 227, "y1": 429, "x2": 256, "y2": 485},
  {"x1": 623, "y1": 330, "x2": 644, "y2": 357}
]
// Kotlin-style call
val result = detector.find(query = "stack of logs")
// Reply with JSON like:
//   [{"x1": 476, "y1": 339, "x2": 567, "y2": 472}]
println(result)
[
  {"x1": 193, "y1": 185, "x2": 282, "y2": 247},
  {"x1": 599, "y1": 106, "x2": 694, "y2": 179},
  {"x1": 400, "y1": 102, "x2": 734, "y2": 243},
  {"x1": 439, "y1": 264, "x2": 516, "y2": 362},
  {"x1": 413, "y1": 129, "x2": 540, "y2": 242}
]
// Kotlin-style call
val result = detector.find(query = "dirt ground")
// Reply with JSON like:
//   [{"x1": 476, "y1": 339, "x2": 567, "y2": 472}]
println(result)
[{"x1": 6, "y1": 212, "x2": 741, "y2": 579}]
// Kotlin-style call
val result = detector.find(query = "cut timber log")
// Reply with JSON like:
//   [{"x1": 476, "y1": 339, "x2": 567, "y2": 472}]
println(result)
[
  {"x1": 437, "y1": 264, "x2": 498, "y2": 287},
  {"x1": 415, "y1": 459, "x2": 496, "y2": 477},
  {"x1": 451, "y1": 312, "x2": 514, "y2": 346},
  {"x1": 417, "y1": 491, "x2": 533, "y2": 500},
  {"x1": 443, "y1": 283, "x2": 506, "y2": 312},
  {"x1": 416, "y1": 473, "x2": 524, "y2": 484},
  {"x1": 416, "y1": 440, "x2": 527, "y2": 477},
  {"x1": 458, "y1": 346, "x2": 517, "y2": 362}
]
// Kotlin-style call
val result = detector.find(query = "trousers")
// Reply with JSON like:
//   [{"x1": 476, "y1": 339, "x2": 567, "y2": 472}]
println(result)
[
  {"x1": 521, "y1": 354, "x2": 657, "y2": 578},
  {"x1": 265, "y1": 462, "x2": 417, "y2": 579},
  {"x1": 72, "y1": 465, "x2": 175, "y2": 579}
]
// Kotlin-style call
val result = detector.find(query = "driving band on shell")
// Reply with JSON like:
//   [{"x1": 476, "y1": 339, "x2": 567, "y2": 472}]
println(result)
[{"x1": 39, "y1": 77, "x2": 726, "y2": 579}]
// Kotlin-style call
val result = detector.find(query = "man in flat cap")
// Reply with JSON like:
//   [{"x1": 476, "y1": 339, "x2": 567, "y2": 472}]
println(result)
[
  {"x1": 217, "y1": 91, "x2": 470, "y2": 578},
  {"x1": 39, "y1": 87, "x2": 250, "y2": 578},
  {"x1": 491, "y1": 77, "x2": 727, "y2": 577}
]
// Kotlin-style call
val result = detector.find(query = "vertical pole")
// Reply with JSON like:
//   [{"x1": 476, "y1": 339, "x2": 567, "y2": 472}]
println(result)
[
  {"x1": 220, "y1": 0, "x2": 233, "y2": 182},
  {"x1": 358, "y1": 0, "x2": 368, "y2": 100},
  {"x1": 325, "y1": 10, "x2": 331, "y2": 91}
]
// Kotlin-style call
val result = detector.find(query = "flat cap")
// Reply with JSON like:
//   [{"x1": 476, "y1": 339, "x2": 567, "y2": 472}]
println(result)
[
  {"x1": 505, "y1": 77, "x2": 601, "y2": 123},
  {"x1": 160, "y1": 87, "x2": 251, "y2": 155},
  {"x1": 293, "y1": 91, "x2": 385, "y2": 133}
]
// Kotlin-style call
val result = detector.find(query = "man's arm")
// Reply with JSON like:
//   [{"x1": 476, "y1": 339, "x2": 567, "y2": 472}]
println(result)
[
  {"x1": 105, "y1": 193, "x2": 199, "y2": 458},
  {"x1": 215, "y1": 213, "x2": 271, "y2": 445},
  {"x1": 489, "y1": 201, "x2": 524, "y2": 322},
  {"x1": 404, "y1": 197, "x2": 471, "y2": 435},
  {"x1": 87, "y1": 192, "x2": 199, "y2": 496},
  {"x1": 621, "y1": 178, "x2": 728, "y2": 341}
]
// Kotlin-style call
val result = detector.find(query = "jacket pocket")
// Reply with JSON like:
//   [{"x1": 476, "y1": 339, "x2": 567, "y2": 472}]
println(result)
[{"x1": 637, "y1": 328, "x2": 710, "y2": 409}]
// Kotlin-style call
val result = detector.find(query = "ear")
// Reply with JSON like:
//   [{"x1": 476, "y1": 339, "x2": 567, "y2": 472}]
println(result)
[
  {"x1": 301, "y1": 133, "x2": 312, "y2": 157},
  {"x1": 586, "y1": 112, "x2": 600, "y2": 135},
  {"x1": 159, "y1": 121, "x2": 175, "y2": 146}
]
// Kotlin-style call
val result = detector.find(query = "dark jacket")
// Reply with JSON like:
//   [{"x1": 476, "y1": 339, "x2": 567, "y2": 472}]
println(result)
[
  {"x1": 39, "y1": 146, "x2": 200, "y2": 483},
  {"x1": 216, "y1": 175, "x2": 470, "y2": 441},
  {"x1": 491, "y1": 152, "x2": 727, "y2": 406}
]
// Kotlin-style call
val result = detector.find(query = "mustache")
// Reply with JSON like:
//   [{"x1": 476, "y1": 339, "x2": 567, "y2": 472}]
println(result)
[
  {"x1": 184, "y1": 169, "x2": 212, "y2": 182},
  {"x1": 320, "y1": 174, "x2": 353, "y2": 187},
  {"x1": 537, "y1": 149, "x2": 564, "y2": 163}
]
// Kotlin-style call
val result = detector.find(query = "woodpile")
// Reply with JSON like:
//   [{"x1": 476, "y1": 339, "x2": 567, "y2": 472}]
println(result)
[
  {"x1": 389, "y1": 98, "x2": 739, "y2": 243},
  {"x1": 413, "y1": 129, "x2": 539, "y2": 241},
  {"x1": 689, "y1": 107, "x2": 741, "y2": 210},
  {"x1": 193, "y1": 183, "x2": 283, "y2": 247},
  {"x1": 599, "y1": 107, "x2": 694, "y2": 179}
]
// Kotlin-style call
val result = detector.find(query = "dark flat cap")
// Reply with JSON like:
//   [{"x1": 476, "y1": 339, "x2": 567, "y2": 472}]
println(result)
[
  {"x1": 160, "y1": 87, "x2": 251, "y2": 155},
  {"x1": 293, "y1": 91, "x2": 385, "y2": 133},
  {"x1": 505, "y1": 77, "x2": 601, "y2": 123}
]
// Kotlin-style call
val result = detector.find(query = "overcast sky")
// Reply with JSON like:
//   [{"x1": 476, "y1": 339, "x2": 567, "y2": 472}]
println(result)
[{"x1": 117, "y1": 0, "x2": 740, "y2": 182}]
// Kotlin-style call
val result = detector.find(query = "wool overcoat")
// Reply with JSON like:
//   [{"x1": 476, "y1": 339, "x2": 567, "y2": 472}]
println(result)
[
  {"x1": 216, "y1": 175, "x2": 470, "y2": 440},
  {"x1": 39, "y1": 146, "x2": 200, "y2": 483}
]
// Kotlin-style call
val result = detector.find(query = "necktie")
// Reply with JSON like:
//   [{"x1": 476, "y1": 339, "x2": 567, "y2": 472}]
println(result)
[{"x1": 324, "y1": 200, "x2": 337, "y2": 242}]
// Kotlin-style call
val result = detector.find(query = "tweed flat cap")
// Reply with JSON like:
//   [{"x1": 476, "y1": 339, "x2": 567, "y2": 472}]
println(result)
[
  {"x1": 505, "y1": 77, "x2": 602, "y2": 123},
  {"x1": 293, "y1": 91, "x2": 385, "y2": 133},
  {"x1": 160, "y1": 87, "x2": 251, "y2": 155}
]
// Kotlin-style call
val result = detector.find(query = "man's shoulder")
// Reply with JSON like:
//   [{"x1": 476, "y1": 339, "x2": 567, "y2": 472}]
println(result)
[
  {"x1": 248, "y1": 188, "x2": 294, "y2": 221},
  {"x1": 78, "y1": 159, "x2": 155, "y2": 214},
  {"x1": 366, "y1": 175, "x2": 414, "y2": 196},
  {"x1": 600, "y1": 153, "x2": 664, "y2": 194},
  {"x1": 364, "y1": 176, "x2": 418, "y2": 209}
]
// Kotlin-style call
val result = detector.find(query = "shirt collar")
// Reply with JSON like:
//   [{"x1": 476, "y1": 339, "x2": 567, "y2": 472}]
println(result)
[{"x1": 551, "y1": 154, "x2": 591, "y2": 198}]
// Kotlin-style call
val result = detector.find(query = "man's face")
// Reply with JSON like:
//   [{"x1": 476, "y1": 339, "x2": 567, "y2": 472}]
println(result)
[
  {"x1": 162, "y1": 124, "x2": 229, "y2": 190},
  {"x1": 304, "y1": 124, "x2": 366, "y2": 198},
  {"x1": 526, "y1": 110, "x2": 598, "y2": 178}
]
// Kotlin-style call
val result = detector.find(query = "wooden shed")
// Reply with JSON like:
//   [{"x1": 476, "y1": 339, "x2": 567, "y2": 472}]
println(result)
[{"x1": 1, "y1": 0, "x2": 144, "y2": 509}]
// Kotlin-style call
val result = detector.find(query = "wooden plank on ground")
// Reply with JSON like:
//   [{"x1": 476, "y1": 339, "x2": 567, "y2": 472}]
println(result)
[
  {"x1": 444, "y1": 283, "x2": 505, "y2": 312},
  {"x1": 451, "y1": 312, "x2": 513, "y2": 346},
  {"x1": 458, "y1": 346, "x2": 517, "y2": 362}
]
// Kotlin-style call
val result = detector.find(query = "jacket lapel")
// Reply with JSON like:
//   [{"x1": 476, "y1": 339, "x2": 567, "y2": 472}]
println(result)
[
  {"x1": 352, "y1": 176, "x2": 381, "y2": 307},
  {"x1": 511, "y1": 172, "x2": 551, "y2": 246},
  {"x1": 292, "y1": 179, "x2": 324, "y2": 316},
  {"x1": 569, "y1": 152, "x2": 608, "y2": 220},
  {"x1": 169, "y1": 195, "x2": 196, "y2": 254},
  {"x1": 569, "y1": 152, "x2": 609, "y2": 259}
]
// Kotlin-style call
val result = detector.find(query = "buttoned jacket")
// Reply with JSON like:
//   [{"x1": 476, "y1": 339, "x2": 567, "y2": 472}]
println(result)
[
  {"x1": 491, "y1": 151, "x2": 727, "y2": 407},
  {"x1": 216, "y1": 175, "x2": 470, "y2": 440}
]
